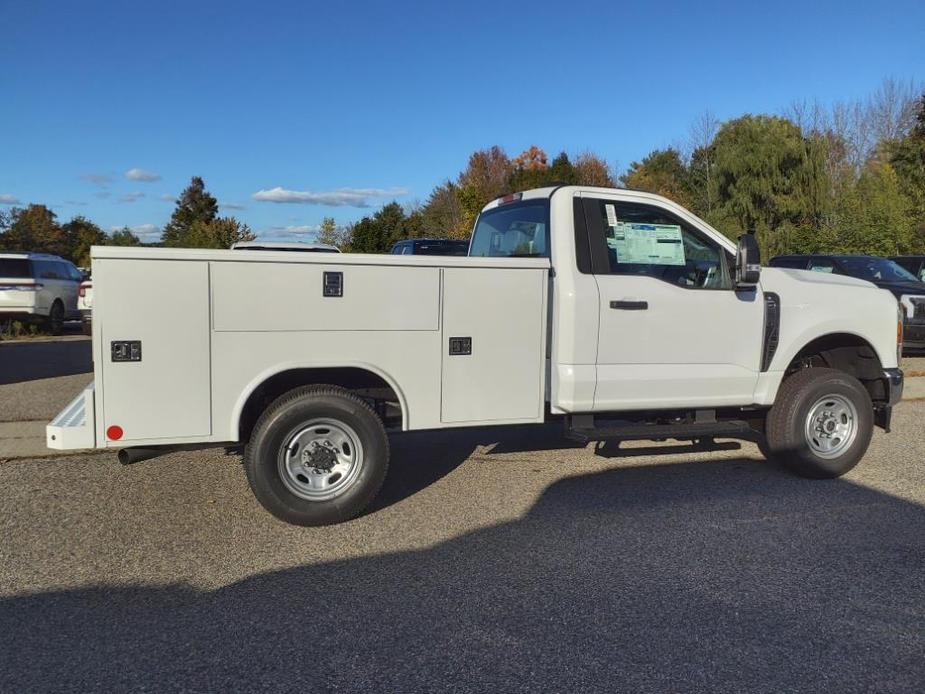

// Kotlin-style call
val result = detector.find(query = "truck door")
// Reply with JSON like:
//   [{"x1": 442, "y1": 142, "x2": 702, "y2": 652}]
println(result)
[{"x1": 581, "y1": 195, "x2": 764, "y2": 410}]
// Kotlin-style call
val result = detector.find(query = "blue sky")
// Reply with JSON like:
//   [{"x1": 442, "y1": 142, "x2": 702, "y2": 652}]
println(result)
[{"x1": 1, "y1": 0, "x2": 923, "y2": 242}]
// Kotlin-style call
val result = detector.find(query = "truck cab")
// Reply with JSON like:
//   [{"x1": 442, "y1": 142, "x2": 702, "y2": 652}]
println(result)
[{"x1": 48, "y1": 186, "x2": 904, "y2": 526}]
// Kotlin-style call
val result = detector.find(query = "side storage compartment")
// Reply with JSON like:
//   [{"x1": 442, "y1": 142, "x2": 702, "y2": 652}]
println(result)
[
  {"x1": 95, "y1": 259, "x2": 211, "y2": 444},
  {"x1": 440, "y1": 267, "x2": 547, "y2": 424}
]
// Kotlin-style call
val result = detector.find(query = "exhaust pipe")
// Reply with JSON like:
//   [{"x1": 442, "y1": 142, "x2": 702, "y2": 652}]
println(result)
[{"x1": 117, "y1": 447, "x2": 167, "y2": 465}]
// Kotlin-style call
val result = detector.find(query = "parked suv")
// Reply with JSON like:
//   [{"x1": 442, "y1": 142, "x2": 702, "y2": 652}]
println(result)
[
  {"x1": 389, "y1": 238, "x2": 470, "y2": 256},
  {"x1": 770, "y1": 254, "x2": 925, "y2": 352},
  {"x1": 0, "y1": 253, "x2": 82, "y2": 335}
]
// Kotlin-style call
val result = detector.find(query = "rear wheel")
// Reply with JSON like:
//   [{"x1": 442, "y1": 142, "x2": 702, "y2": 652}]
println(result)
[
  {"x1": 765, "y1": 368, "x2": 873, "y2": 478},
  {"x1": 244, "y1": 385, "x2": 389, "y2": 526},
  {"x1": 46, "y1": 301, "x2": 65, "y2": 336}
]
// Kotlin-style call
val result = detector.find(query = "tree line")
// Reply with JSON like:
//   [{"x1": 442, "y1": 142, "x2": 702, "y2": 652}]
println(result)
[
  {"x1": 336, "y1": 79, "x2": 925, "y2": 258},
  {"x1": 0, "y1": 176, "x2": 254, "y2": 266},
  {"x1": 3, "y1": 78, "x2": 923, "y2": 262}
]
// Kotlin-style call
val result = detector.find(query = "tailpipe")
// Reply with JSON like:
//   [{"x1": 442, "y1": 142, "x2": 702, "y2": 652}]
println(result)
[{"x1": 118, "y1": 447, "x2": 168, "y2": 465}]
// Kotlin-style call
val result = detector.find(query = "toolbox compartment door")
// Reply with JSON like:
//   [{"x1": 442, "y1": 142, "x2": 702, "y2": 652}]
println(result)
[
  {"x1": 440, "y1": 267, "x2": 546, "y2": 424},
  {"x1": 96, "y1": 259, "x2": 211, "y2": 443}
]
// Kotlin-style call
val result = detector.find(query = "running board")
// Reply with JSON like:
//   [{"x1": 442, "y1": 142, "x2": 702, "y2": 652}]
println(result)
[{"x1": 565, "y1": 419, "x2": 755, "y2": 445}]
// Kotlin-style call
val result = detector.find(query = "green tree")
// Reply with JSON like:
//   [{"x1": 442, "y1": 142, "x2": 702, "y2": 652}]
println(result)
[
  {"x1": 0, "y1": 205, "x2": 67, "y2": 255},
  {"x1": 347, "y1": 202, "x2": 408, "y2": 253},
  {"x1": 708, "y1": 115, "x2": 825, "y2": 254},
  {"x1": 620, "y1": 148, "x2": 692, "y2": 206},
  {"x1": 315, "y1": 216, "x2": 352, "y2": 248},
  {"x1": 161, "y1": 176, "x2": 219, "y2": 247},
  {"x1": 183, "y1": 217, "x2": 255, "y2": 249},
  {"x1": 833, "y1": 163, "x2": 914, "y2": 254},
  {"x1": 108, "y1": 227, "x2": 142, "y2": 246},
  {"x1": 888, "y1": 93, "x2": 925, "y2": 249},
  {"x1": 421, "y1": 182, "x2": 464, "y2": 238},
  {"x1": 62, "y1": 216, "x2": 106, "y2": 266}
]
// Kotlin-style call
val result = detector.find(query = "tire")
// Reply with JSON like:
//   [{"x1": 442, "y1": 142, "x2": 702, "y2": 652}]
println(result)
[
  {"x1": 46, "y1": 301, "x2": 65, "y2": 336},
  {"x1": 765, "y1": 367, "x2": 873, "y2": 479},
  {"x1": 244, "y1": 385, "x2": 389, "y2": 526}
]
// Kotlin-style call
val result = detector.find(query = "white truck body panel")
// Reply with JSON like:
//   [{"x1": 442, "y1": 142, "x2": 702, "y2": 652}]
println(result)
[{"x1": 86, "y1": 248, "x2": 548, "y2": 447}]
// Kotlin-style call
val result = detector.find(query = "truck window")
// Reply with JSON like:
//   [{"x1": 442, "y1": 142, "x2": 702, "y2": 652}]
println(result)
[
  {"x1": 589, "y1": 199, "x2": 732, "y2": 290},
  {"x1": 469, "y1": 200, "x2": 549, "y2": 258}
]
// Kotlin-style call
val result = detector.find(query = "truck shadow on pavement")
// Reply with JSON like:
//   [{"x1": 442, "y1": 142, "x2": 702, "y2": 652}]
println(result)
[
  {"x1": 0, "y1": 338, "x2": 92, "y2": 385},
  {"x1": 2, "y1": 448, "x2": 923, "y2": 692}
]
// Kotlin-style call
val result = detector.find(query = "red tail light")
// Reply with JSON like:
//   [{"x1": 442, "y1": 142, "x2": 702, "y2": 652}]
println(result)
[{"x1": 79, "y1": 283, "x2": 90, "y2": 297}]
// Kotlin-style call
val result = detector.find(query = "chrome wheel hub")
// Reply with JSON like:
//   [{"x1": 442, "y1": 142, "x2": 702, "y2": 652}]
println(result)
[
  {"x1": 804, "y1": 394, "x2": 858, "y2": 459},
  {"x1": 278, "y1": 419, "x2": 364, "y2": 501}
]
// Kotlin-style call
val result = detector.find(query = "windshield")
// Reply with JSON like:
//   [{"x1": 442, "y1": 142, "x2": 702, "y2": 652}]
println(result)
[
  {"x1": 838, "y1": 257, "x2": 921, "y2": 283},
  {"x1": 469, "y1": 200, "x2": 549, "y2": 258}
]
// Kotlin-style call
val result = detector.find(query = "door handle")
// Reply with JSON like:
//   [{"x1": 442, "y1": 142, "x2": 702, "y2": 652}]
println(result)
[{"x1": 609, "y1": 300, "x2": 648, "y2": 310}]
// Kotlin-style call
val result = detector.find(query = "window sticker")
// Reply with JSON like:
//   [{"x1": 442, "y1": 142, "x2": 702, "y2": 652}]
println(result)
[
  {"x1": 605, "y1": 203, "x2": 618, "y2": 227},
  {"x1": 607, "y1": 222, "x2": 685, "y2": 266}
]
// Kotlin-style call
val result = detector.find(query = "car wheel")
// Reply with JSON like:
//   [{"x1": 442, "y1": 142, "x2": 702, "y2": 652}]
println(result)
[
  {"x1": 765, "y1": 367, "x2": 873, "y2": 479},
  {"x1": 47, "y1": 301, "x2": 65, "y2": 336},
  {"x1": 244, "y1": 385, "x2": 389, "y2": 526}
]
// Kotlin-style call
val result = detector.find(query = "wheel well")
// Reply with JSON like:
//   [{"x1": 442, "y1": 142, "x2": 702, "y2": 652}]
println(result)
[
  {"x1": 238, "y1": 367, "x2": 403, "y2": 442},
  {"x1": 787, "y1": 333, "x2": 887, "y2": 401}
]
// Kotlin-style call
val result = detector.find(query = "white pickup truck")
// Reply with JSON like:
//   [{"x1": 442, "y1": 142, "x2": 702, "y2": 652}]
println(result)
[{"x1": 47, "y1": 186, "x2": 904, "y2": 526}]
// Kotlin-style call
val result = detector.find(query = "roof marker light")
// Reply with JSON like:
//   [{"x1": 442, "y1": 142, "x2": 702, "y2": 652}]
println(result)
[{"x1": 497, "y1": 192, "x2": 523, "y2": 206}]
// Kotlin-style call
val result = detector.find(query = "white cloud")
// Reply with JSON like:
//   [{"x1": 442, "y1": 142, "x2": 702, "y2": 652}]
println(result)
[
  {"x1": 252, "y1": 186, "x2": 408, "y2": 208},
  {"x1": 125, "y1": 168, "x2": 161, "y2": 182},
  {"x1": 220, "y1": 201, "x2": 246, "y2": 210},
  {"x1": 0, "y1": 194, "x2": 21, "y2": 205},
  {"x1": 64, "y1": 200, "x2": 87, "y2": 206},
  {"x1": 95, "y1": 191, "x2": 111, "y2": 199},
  {"x1": 117, "y1": 191, "x2": 145, "y2": 203},
  {"x1": 159, "y1": 194, "x2": 176, "y2": 202},
  {"x1": 80, "y1": 173, "x2": 113, "y2": 187},
  {"x1": 110, "y1": 223, "x2": 160, "y2": 239}
]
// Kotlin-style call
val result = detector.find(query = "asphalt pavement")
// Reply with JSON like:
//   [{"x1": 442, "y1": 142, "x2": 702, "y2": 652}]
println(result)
[{"x1": 1, "y1": 338, "x2": 924, "y2": 692}]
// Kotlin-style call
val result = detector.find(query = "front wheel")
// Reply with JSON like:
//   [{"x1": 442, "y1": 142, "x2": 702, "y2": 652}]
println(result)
[
  {"x1": 244, "y1": 385, "x2": 389, "y2": 526},
  {"x1": 765, "y1": 367, "x2": 873, "y2": 478}
]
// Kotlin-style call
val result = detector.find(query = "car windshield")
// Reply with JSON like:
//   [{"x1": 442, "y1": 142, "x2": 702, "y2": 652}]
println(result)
[
  {"x1": 838, "y1": 257, "x2": 921, "y2": 283},
  {"x1": 0, "y1": 259, "x2": 31, "y2": 278},
  {"x1": 469, "y1": 200, "x2": 549, "y2": 258}
]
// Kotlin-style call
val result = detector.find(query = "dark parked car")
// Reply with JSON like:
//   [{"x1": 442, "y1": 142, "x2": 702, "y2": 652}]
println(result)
[
  {"x1": 770, "y1": 254, "x2": 925, "y2": 352},
  {"x1": 389, "y1": 238, "x2": 470, "y2": 256},
  {"x1": 890, "y1": 255, "x2": 925, "y2": 283}
]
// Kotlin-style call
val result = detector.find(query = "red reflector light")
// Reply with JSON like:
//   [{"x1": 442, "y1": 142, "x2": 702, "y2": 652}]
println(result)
[
  {"x1": 107, "y1": 425, "x2": 123, "y2": 441},
  {"x1": 497, "y1": 192, "x2": 523, "y2": 205}
]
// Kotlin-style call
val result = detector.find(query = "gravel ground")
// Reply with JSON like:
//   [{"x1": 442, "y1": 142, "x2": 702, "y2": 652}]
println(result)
[{"x1": 1, "y1": 404, "x2": 924, "y2": 693}]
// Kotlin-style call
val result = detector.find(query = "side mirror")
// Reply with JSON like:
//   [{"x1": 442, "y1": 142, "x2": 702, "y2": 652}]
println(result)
[{"x1": 735, "y1": 234, "x2": 761, "y2": 288}]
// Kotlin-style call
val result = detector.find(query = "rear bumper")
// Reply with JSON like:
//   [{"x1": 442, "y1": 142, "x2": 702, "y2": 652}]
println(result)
[{"x1": 46, "y1": 382, "x2": 96, "y2": 450}]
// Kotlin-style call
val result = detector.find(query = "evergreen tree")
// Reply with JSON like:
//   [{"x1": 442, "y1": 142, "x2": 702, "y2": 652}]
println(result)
[
  {"x1": 161, "y1": 176, "x2": 218, "y2": 247},
  {"x1": 62, "y1": 216, "x2": 106, "y2": 266}
]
